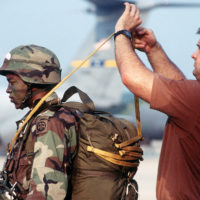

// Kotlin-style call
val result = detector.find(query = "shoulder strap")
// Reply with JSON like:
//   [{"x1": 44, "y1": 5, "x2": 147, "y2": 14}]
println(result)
[
  {"x1": 62, "y1": 86, "x2": 142, "y2": 138},
  {"x1": 61, "y1": 102, "x2": 92, "y2": 113},
  {"x1": 61, "y1": 86, "x2": 95, "y2": 112}
]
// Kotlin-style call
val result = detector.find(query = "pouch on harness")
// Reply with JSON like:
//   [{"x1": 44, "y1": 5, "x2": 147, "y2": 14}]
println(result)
[{"x1": 60, "y1": 86, "x2": 144, "y2": 200}]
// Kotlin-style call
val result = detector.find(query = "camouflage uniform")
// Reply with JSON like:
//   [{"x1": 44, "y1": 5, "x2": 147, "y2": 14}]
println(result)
[
  {"x1": 5, "y1": 93, "x2": 78, "y2": 199},
  {"x1": 0, "y1": 45, "x2": 78, "y2": 199}
]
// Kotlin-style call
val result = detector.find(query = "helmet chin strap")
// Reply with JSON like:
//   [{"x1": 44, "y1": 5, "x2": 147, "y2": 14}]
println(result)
[
  {"x1": 19, "y1": 84, "x2": 49, "y2": 109},
  {"x1": 19, "y1": 83, "x2": 32, "y2": 109}
]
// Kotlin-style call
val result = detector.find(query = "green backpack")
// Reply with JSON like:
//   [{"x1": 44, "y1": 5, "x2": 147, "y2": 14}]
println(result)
[
  {"x1": 0, "y1": 86, "x2": 143, "y2": 200},
  {"x1": 61, "y1": 86, "x2": 143, "y2": 200}
]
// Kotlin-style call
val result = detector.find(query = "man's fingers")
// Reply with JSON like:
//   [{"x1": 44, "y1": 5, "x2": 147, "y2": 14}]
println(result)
[
  {"x1": 134, "y1": 38, "x2": 145, "y2": 44},
  {"x1": 135, "y1": 7, "x2": 140, "y2": 18},
  {"x1": 118, "y1": 2, "x2": 142, "y2": 32},
  {"x1": 124, "y1": 2, "x2": 131, "y2": 15},
  {"x1": 134, "y1": 43, "x2": 145, "y2": 49},
  {"x1": 134, "y1": 39, "x2": 146, "y2": 48},
  {"x1": 129, "y1": 4, "x2": 137, "y2": 16},
  {"x1": 129, "y1": 5, "x2": 142, "y2": 26},
  {"x1": 135, "y1": 27, "x2": 146, "y2": 36},
  {"x1": 135, "y1": 27, "x2": 144, "y2": 32},
  {"x1": 124, "y1": 3, "x2": 138, "y2": 17}
]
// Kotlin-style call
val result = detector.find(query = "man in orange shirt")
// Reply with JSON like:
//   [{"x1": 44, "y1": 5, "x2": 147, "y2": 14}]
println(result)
[{"x1": 114, "y1": 2, "x2": 200, "y2": 199}]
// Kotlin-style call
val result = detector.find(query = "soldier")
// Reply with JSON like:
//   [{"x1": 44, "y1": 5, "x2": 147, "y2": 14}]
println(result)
[{"x1": 0, "y1": 45, "x2": 78, "y2": 199}]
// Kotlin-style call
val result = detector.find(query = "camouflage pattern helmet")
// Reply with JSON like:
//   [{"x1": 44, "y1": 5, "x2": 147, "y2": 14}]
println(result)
[{"x1": 0, "y1": 44, "x2": 61, "y2": 85}]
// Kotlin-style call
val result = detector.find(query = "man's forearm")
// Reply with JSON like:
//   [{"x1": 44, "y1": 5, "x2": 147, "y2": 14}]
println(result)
[
  {"x1": 147, "y1": 42, "x2": 186, "y2": 80},
  {"x1": 115, "y1": 35, "x2": 154, "y2": 102}
]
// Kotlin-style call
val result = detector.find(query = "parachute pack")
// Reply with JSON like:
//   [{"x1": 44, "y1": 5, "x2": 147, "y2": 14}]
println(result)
[
  {"x1": 1, "y1": 86, "x2": 143, "y2": 200},
  {"x1": 60, "y1": 86, "x2": 143, "y2": 200}
]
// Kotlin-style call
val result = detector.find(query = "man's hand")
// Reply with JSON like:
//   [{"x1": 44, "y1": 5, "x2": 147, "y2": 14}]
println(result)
[
  {"x1": 115, "y1": 3, "x2": 142, "y2": 33},
  {"x1": 134, "y1": 27, "x2": 158, "y2": 53}
]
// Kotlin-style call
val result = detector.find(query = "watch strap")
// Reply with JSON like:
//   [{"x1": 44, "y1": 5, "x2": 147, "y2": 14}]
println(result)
[{"x1": 114, "y1": 30, "x2": 132, "y2": 40}]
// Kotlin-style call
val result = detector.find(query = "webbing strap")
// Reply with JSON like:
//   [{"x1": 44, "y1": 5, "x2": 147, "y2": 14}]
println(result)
[
  {"x1": 120, "y1": 146, "x2": 143, "y2": 153},
  {"x1": 115, "y1": 135, "x2": 143, "y2": 149},
  {"x1": 119, "y1": 150, "x2": 143, "y2": 158},
  {"x1": 97, "y1": 154, "x2": 139, "y2": 168},
  {"x1": 134, "y1": 96, "x2": 142, "y2": 137},
  {"x1": 87, "y1": 146, "x2": 141, "y2": 168},
  {"x1": 132, "y1": 32, "x2": 142, "y2": 138},
  {"x1": 87, "y1": 146, "x2": 141, "y2": 161},
  {"x1": 61, "y1": 86, "x2": 95, "y2": 111},
  {"x1": 0, "y1": 183, "x2": 17, "y2": 199},
  {"x1": 61, "y1": 102, "x2": 92, "y2": 113}
]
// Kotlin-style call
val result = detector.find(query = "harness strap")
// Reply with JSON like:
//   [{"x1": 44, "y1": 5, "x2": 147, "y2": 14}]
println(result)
[
  {"x1": 119, "y1": 146, "x2": 143, "y2": 153},
  {"x1": 96, "y1": 154, "x2": 139, "y2": 168},
  {"x1": 134, "y1": 96, "x2": 142, "y2": 137},
  {"x1": 119, "y1": 151, "x2": 143, "y2": 159},
  {"x1": 115, "y1": 135, "x2": 143, "y2": 149},
  {"x1": 0, "y1": 182, "x2": 18, "y2": 199},
  {"x1": 61, "y1": 86, "x2": 95, "y2": 112},
  {"x1": 87, "y1": 146, "x2": 141, "y2": 168},
  {"x1": 61, "y1": 102, "x2": 92, "y2": 113},
  {"x1": 87, "y1": 146, "x2": 142, "y2": 161}
]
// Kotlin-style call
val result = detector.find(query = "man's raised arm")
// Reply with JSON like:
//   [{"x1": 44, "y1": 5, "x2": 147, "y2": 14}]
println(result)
[
  {"x1": 134, "y1": 27, "x2": 186, "y2": 80},
  {"x1": 115, "y1": 3, "x2": 154, "y2": 103}
]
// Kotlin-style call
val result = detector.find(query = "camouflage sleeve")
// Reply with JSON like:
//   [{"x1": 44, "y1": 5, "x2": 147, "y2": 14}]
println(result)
[{"x1": 26, "y1": 110, "x2": 77, "y2": 200}]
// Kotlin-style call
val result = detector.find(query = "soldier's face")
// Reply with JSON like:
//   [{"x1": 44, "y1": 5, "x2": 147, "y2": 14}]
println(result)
[
  {"x1": 192, "y1": 40, "x2": 200, "y2": 81},
  {"x1": 6, "y1": 74, "x2": 28, "y2": 109}
]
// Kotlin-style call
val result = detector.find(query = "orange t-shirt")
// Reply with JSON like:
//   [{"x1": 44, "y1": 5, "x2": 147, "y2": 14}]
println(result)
[{"x1": 150, "y1": 75, "x2": 200, "y2": 200}]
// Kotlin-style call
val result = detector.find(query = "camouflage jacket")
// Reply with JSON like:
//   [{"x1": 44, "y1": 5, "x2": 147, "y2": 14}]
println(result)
[{"x1": 4, "y1": 92, "x2": 78, "y2": 200}]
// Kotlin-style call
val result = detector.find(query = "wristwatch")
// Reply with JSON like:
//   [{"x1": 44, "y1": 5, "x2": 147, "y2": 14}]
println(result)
[{"x1": 114, "y1": 30, "x2": 132, "y2": 40}]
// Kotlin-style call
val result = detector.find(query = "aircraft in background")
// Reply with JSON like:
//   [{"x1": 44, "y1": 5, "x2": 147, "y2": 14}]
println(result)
[{"x1": 0, "y1": 0, "x2": 200, "y2": 150}]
